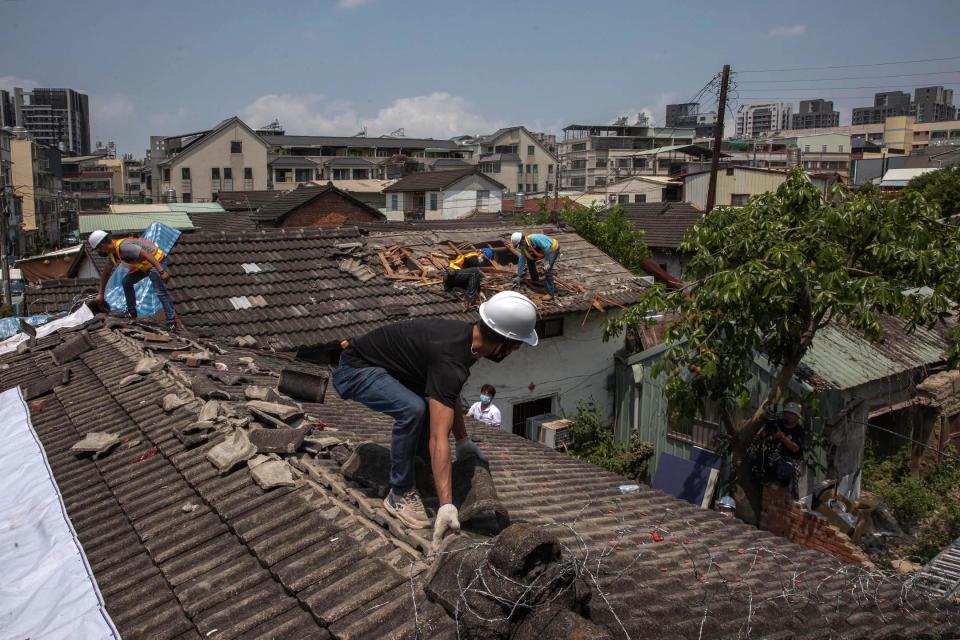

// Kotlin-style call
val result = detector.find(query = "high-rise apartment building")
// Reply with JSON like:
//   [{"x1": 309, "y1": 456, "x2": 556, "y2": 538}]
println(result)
[
  {"x1": 791, "y1": 99, "x2": 840, "y2": 130},
  {"x1": 665, "y1": 103, "x2": 700, "y2": 128},
  {"x1": 913, "y1": 86, "x2": 956, "y2": 123},
  {"x1": 9, "y1": 87, "x2": 90, "y2": 155},
  {"x1": 852, "y1": 91, "x2": 912, "y2": 125},
  {"x1": 735, "y1": 103, "x2": 792, "y2": 138}
]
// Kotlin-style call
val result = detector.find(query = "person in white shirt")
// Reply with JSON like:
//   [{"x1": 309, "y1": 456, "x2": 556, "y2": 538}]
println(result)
[{"x1": 467, "y1": 384, "x2": 501, "y2": 427}]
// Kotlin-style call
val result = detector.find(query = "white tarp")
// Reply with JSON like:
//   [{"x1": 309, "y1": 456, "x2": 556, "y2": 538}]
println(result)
[
  {"x1": 0, "y1": 304, "x2": 95, "y2": 356},
  {"x1": 0, "y1": 387, "x2": 120, "y2": 639}
]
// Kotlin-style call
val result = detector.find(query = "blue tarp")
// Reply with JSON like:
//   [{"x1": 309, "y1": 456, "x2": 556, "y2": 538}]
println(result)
[
  {"x1": 103, "y1": 223, "x2": 181, "y2": 316},
  {"x1": 0, "y1": 313, "x2": 61, "y2": 339}
]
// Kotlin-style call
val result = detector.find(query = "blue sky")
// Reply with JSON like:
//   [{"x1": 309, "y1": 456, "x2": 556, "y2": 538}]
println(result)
[{"x1": 2, "y1": 0, "x2": 958, "y2": 156}]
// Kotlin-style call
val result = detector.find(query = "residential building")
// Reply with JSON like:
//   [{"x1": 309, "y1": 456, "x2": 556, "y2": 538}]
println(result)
[
  {"x1": 61, "y1": 153, "x2": 127, "y2": 213},
  {"x1": 665, "y1": 103, "x2": 700, "y2": 128},
  {"x1": 8, "y1": 87, "x2": 90, "y2": 155},
  {"x1": 682, "y1": 165, "x2": 839, "y2": 210},
  {"x1": 852, "y1": 91, "x2": 912, "y2": 125},
  {"x1": 258, "y1": 125, "x2": 469, "y2": 183},
  {"x1": 735, "y1": 102, "x2": 792, "y2": 138},
  {"x1": 559, "y1": 119, "x2": 695, "y2": 191},
  {"x1": 214, "y1": 184, "x2": 385, "y2": 228},
  {"x1": 0, "y1": 128, "x2": 21, "y2": 296},
  {"x1": 759, "y1": 122, "x2": 885, "y2": 146},
  {"x1": 122, "y1": 155, "x2": 144, "y2": 200},
  {"x1": 883, "y1": 115, "x2": 960, "y2": 153},
  {"x1": 144, "y1": 117, "x2": 270, "y2": 203},
  {"x1": 10, "y1": 132, "x2": 66, "y2": 253},
  {"x1": 914, "y1": 86, "x2": 956, "y2": 123},
  {"x1": 473, "y1": 126, "x2": 559, "y2": 195},
  {"x1": 791, "y1": 99, "x2": 840, "y2": 130},
  {"x1": 776, "y1": 132, "x2": 850, "y2": 173},
  {"x1": 0, "y1": 90, "x2": 14, "y2": 128},
  {"x1": 618, "y1": 202, "x2": 703, "y2": 278},
  {"x1": 269, "y1": 156, "x2": 319, "y2": 190},
  {"x1": 605, "y1": 175, "x2": 680, "y2": 205},
  {"x1": 307, "y1": 178, "x2": 395, "y2": 210},
  {"x1": 383, "y1": 167, "x2": 504, "y2": 220}
]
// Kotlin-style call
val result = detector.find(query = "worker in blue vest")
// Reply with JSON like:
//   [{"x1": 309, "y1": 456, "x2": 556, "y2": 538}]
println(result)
[
  {"x1": 511, "y1": 231, "x2": 560, "y2": 301},
  {"x1": 444, "y1": 247, "x2": 493, "y2": 308}
]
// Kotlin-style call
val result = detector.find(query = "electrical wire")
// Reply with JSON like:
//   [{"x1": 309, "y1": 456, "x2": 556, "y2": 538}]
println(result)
[
  {"x1": 737, "y1": 56, "x2": 960, "y2": 73},
  {"x1": 737, "y1": 82, "x2": 960, "y2": 92},
  {"x1": 737, "y1": 70, "x2": 960, "y2": 84}
]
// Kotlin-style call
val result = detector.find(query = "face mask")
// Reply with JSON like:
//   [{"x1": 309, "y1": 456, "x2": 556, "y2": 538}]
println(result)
[{"x1": 480, "y1": 395, "x2": 492, "y2": 405}]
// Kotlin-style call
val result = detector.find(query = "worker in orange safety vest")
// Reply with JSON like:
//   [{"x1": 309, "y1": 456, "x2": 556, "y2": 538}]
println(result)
[{"x1": 443, "y1": 248, "x2": 493, "y2": 308}]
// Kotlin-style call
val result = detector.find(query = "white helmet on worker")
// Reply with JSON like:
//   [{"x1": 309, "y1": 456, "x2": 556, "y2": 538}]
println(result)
[
  {"x1": 479, "y1": 290, "x2": 539, "y2": 346},
  {"x1": 510, "y1": 232, "x2": 523, "y2": 247},
  {"x1": 783, "y1": 402, "x2": 802, "y2": 418},
  {"x1": 88, "y1": 230, "x2": 110, "y2": 249}
]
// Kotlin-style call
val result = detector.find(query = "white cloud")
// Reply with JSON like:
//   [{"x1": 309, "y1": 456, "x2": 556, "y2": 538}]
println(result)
[
  {"x1": 618, "y1": 92, "x2": 680, "y2": 128},
  {"x1": 0, "y1": 75, "x2": 40, "y2": 92},
  {"x1": 242, "y1": 92, "x2": 503, "y2": 138},
  {"x1": 767, "y1": 24, "x2": 806, "y2": 38},
  {"x1": 336, "y1": 0, "x2": 372, "y2": 8},
  {"x1": 91, "y1": 94, "x2": 135, "y2": 124}
]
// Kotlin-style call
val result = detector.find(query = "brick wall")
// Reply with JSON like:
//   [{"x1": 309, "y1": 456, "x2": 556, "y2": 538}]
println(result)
[
  {"x1": 759, "y1": 484, "x2": 871, "y2": 566},
  {"x1": 280, "y1": 191, "x2": 381, "y2": 228}
]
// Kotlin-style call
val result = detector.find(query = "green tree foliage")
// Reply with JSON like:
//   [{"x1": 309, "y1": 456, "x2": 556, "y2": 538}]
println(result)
[
  {"x1": 567, "y1": 400, "x2": 654, "y2": 482},
  {"x1": 561, "y1": 204, "x2": 651, "y2": 274},
  {"x1": 901, "y1": 165, "x2": 960, "y2": 218},
  {"x1": 606, "y1": 169, "x2": 960, "y2": 514},
  {"x1": 863, "y1": 445, "x2": 960, "y2": 563}
]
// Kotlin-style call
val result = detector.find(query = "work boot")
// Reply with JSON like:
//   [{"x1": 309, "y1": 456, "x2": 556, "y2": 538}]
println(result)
[
  {"x1": 542, "y1": 293, "x2": 554, "y2": 302},
  {"x1": 384, "y1": 488, "x2": 431, "y2": 529}
]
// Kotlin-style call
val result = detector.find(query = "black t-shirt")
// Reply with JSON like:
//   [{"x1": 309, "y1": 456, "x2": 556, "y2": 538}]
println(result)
[
  {"x1": 342, "y1": 319, "x2": 476, "y2": 407},
  {"x1": 777, "y1": 422, "x2": 805, "y2": 460}
]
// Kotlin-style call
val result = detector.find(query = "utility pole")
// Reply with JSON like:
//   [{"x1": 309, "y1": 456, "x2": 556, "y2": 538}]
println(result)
[
  {"x1": 0, "y1": 187, "x2": 11, "y2": 307},
  {"x1": 705, "y1": 64, "x2": 730, "y2": 213}
]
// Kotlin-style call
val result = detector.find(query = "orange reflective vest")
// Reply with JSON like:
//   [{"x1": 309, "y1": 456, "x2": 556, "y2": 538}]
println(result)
[
  {"x1": 521, "y1": 235, "x2": 558, "y2": 261},
  {"x1": 110, "y1": 238, "x2": 165, "y2": 272},
  {"x1": 448, "y1": 251, "x2": 481, "y2": 270}
]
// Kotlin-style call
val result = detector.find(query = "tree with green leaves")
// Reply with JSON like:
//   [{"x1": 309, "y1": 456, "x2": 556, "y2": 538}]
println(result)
[
  {"x1": 561, "y1": 204, "x2": 651, "y2": 275},
  {"x1": 606, "y1": 169, "x2": 960, "y2": 517},
  {"x1": 900, "y1": 165, "x2": 960, "y2": 219}
]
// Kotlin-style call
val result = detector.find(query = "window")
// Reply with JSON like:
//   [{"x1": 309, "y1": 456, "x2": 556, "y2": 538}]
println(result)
[
  {"x1": 224, "y1": 168, "x2": 232, "y2": 179},
  {"x1": 572, "y1": 143, "x2": 586, "y2": 152},
  {"x1": 512, "y1": 396, "x2": 554, "y2": 437},
  {"x1": 275, "y1": 168, "x2": 291, "y2": 183},
  {"x1": 667, "y1": 416, "x2": 719, "y2": 449},
  {"x1": 634, "y1": 194, "x2": 646, "y2": 203},
  {"x1": 518, "y1": 164, "x2": 524, "y2": 173},
  {"x1": 548, "y1": 164, "x2": 554, "y2": 174},
  {"x1": 532, "y1": 164, "x2": 539, "y2": 174},
  {"x1": 231, "y1": 140, "x2": 242, "y2": 154},
  {"x1": 609, "y1": 195, "x2": 617, "y2": 204},
  {"x1": 181, "y1": 167, "x2": 190, "y2": 179},
  {"x1": 244, "y1": 167, "x2": 253, "y2": 179},
  {"x1": 332, "y1": 169, "x2": 349, "y2": 180},
  {"x1": 535, "y1": 318, "x2": 564, "y2": 339},
  {"x1": 182, "y1": 193, "x2": 192, "y2": 203},
  {"x1": 821, "y1": 145, "x2": 827, "y2": 153},
  {"x1": 429, "y1": 193, "x2": 438, "y2": 210},
  {"x1": 804, "y1": 145, "x2": 810, "y2": 153},
  {"x1": 596, "y1": 159, "x2": 608, "y2": 168},
  {"x1": 525, "y1": 164, "x2": 532, "y2": 174},
  {"x1": 527, "y1": 145, "x2": 535, "y2": 156},
  {"x1": 838, "y1": 145, "x2": 844, "y2": 153},
  {"x1": 618, "y1": 194, "x2": 629, "y2": 204},
  {"x1": 731, "y1": 193, "x2": 749, "y2": 206},
  {"x1": 295, "y1": 168, "x2": 311, "y2": 182},
  {"x1": 477, "y1": 189, "x2": 490, "y2": 199},
  {"x1": 391, "y1": 194, "x2": 399, "y2": 211},
  {"x1": 212, "y1": 168, "x2": 221, "y2": 180},
  {"x1": 725, "y1": 168, "x2": 734, "y2": 176},
  {"x1": 163, "y1": 168, "x2": 170, "y2": 181}
]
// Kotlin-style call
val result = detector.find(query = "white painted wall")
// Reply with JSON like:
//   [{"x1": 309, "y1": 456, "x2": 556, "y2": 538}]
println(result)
[
  {"x1": 441, "y1": 189, "x2": 478, "y2": 219},
  {"x1": 463, "y1": 311, "x2": 625, "y2": 433}
]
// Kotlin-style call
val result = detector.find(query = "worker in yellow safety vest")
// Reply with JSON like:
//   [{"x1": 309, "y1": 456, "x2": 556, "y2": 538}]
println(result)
[
  {"x1": 443, "y1": 248, "x2": 493, "y2": 308},
  {"x1": 89, "y1": 229, "x2": 181, "y2": 329},
  {"x1": 511, "y1": 232, "x2": 560, "y2": 300}
]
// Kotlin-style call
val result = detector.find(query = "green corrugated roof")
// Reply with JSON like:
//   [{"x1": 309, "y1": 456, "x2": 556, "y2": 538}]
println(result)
[{"x1": 79, "y1": 213, "x2": 195, "y2": 234}]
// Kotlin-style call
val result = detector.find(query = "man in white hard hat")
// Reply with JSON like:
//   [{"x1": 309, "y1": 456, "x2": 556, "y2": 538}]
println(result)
[
  {"x1": 332, "y1": 291, "x2": 538, "y2": 548},
  {"x1": 510, "y1": 231, "x2": 560, "y2": 301},
  {"x1": 88, "y1": 230, "x2": 181, "y2": 329}
]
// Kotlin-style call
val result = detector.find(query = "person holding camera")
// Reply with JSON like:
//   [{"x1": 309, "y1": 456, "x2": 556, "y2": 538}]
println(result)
[{"x1": 749, "y1": 402, "x2": 805, "y2": 494}]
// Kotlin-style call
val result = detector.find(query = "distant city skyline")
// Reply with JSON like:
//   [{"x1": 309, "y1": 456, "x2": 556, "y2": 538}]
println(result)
[{"x1": 2, "y1": 0, "x2": 959, "y2": 156}]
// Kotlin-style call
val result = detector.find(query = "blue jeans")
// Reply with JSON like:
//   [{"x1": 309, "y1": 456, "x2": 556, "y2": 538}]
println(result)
[
  {"x1": 528, "y1": 248, "x2": 560, "y2": 295},
  {"x1": 123, "y1": 258, "x2": 177, "y2": 325},
  {"x1": 332, "y1": 354, "x2": 429, "y2": 492}
]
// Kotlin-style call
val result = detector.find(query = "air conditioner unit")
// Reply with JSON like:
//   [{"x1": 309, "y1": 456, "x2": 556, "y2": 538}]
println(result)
[
  {"x1": 538, "y1": 418, "x2": 574, "y2": 450},
  {"x1": 525, "y1": 413, "x2": 560, "y2": 442}
]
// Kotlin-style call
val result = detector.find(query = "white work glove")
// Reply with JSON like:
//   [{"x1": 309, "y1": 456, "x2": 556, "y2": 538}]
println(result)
[
  {"x1": 433, "y1": 503, "x2": 460, "y2": 550},
  {"x1": 455, "y1": 436, "x2": 487, "y2": 462}
]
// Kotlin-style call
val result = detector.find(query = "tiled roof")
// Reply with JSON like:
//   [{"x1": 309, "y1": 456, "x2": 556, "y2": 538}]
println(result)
[
  {"x1": 267, "y1": 156, "x2": 319, "y2": 167},
  {"x1": 384, "y1": 168, "x2": 505, "y2": 192},
  {"x1": 23, "y1": 278, "x2": 101, "y2": 315},
  {"x1": 618, "y1": 202, "x2": 705, "y2": 249},
  {"x1": 253, "y1": 185, "x2": 385, "y2": 224},
  {"x1": 264, "y1": 135, "x2": 461, "y2": 150},
  {"x1": 166, "y1": 224, "x2": 645, "y2": 351},
  {"x1": 1, "y1": 318, "x2": 954, "y2": 639},
  {"x1": 501, "y1": 197, "x2": 576, "y2": 213},
  {"x1": 215, "y1": 190, "x2": 287, "y2": 213},
  {"x1": 185, "y1": 210, "x2": 258, "y2": 233}
]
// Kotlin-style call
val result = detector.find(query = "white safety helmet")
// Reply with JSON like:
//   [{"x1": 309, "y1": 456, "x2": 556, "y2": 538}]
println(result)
[
  {"x1": 479, "y1": 291, "x2": 539, "y2": 346},
  {"x1": 783, "y1": 402, "x2": 802, "y2": 418},
  {"x1": 88, "y1": 229, "x2": 110, "y2": 249},
  {"x1": 718, "y1": 496, "x2": 736, "y2": 510},
  {"x1": 510, "y1": 231, "x2": 523, "y2": 247}
]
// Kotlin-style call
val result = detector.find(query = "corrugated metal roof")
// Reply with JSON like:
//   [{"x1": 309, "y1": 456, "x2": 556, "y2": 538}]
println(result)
[
  {"x1": 799, "y1": 317, "x2": 948, "y2": 391},
  {"x1": 79, "y1": 213, "x2": 195, "y2": 233},
  {"x1": 109, "y1": 202, "x2": 226, "y2": 214}
]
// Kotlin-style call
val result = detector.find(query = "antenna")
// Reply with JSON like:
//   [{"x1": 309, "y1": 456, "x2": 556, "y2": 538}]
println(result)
[
  {"x1": 388, "y1": 128, "x2": 405, "y2": 137},
  {"x1": 354, "y1": 126, "x2": 367, "y2": 137}
]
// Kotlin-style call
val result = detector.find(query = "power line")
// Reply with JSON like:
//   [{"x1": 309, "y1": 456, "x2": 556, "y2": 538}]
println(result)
[
  {"x1": 738, "y1": 55, "x2": 960, "y2": 74},
  {"x1": 737, "y1": 82, "x2": 960, "y2": 92},
  {"x1": 738, "y1": 70, "x2": 960, "y2": 84}
]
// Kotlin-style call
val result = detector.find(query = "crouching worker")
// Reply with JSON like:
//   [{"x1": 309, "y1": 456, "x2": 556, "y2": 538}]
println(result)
[
  {"x1": 511, "y1": 231, "x2": 560, "y2": 301},
  {"x1": 332, "y1": 291, "x2": 539, "y2": 548},
  {"x1": 89, "y1": 229, "x2": 181, "y2": 329},
  {"x1": 444, "y1": 247, "x2": 493, "y2": 309}
]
